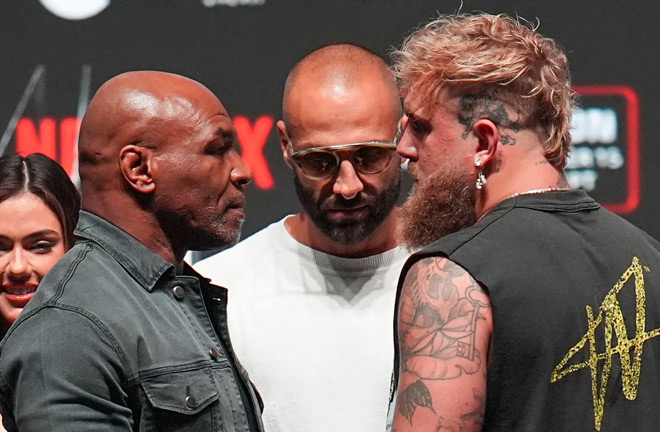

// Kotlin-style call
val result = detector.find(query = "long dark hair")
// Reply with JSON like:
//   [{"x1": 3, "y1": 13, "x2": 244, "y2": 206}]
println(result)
[{"x1": 0, "y1": 153, "x2": 81, "y2": 249}]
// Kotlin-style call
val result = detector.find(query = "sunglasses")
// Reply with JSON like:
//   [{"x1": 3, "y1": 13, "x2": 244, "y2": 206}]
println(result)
[{"x1": 286, "y1": 122, "x2": 402, "y2": 180}]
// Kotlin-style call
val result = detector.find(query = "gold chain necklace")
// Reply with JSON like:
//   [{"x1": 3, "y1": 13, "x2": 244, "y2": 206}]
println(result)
[
  {"x1": 505, "y1": 187, "x2": 570, "y2": 200},
  {"x1": 478, "y1": 188, "x2": 570, "y2": 223}
]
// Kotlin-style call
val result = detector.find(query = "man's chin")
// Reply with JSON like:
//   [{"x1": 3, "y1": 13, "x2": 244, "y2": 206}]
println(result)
[
  {"x1": 397, "y1": 169, "x2": 476, "y2": 249},
  {"x1": 314, "y1": 217, "x2": 374, "y2": 245},
  {"x1": 187, "y1": 224, "x2": 243, "y2": 252}
]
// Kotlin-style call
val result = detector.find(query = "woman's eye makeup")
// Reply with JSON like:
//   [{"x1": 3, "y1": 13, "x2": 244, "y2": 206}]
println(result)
[{"x1": 30, "y1": 240, "x2": 55, "y2": 253}]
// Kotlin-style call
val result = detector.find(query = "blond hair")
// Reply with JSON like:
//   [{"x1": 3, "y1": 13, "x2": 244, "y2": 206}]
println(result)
[{"x1": 393, "y1": 13, "x2": 574, "y2": 168}]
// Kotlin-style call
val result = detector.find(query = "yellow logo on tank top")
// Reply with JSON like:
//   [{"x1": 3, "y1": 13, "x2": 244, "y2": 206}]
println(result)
[{"x1": 551, "y1": 257, "x2": 660, "y2": 431}]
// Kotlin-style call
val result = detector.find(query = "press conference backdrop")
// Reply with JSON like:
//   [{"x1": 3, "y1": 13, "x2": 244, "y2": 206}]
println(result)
[{"x1": 1, "y1": 1, "x2": 658, "y2": 249}]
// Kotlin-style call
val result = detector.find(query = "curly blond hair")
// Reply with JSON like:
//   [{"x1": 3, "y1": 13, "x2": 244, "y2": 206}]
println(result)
[{"x1": 393, "y1": 13, "x2": 574, "y2": 168}]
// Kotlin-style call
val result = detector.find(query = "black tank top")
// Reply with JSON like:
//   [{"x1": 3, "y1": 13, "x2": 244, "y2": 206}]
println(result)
[{"x1": 392, "y1": 191, "x2": 660, "y2": 431}]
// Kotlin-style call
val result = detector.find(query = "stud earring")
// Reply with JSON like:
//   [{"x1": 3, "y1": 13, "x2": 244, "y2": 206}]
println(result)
[{"x1": 475, "y1": 159, "x2": 487, "y2": 190}]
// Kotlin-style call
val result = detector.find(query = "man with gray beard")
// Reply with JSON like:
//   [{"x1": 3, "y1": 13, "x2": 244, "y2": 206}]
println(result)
[
  {"x1": 195, "y1": 44, "x2": 410, "y2": 432},
  {"x1": 0, "y1": 71, "x2": 262, "y2": 432}
]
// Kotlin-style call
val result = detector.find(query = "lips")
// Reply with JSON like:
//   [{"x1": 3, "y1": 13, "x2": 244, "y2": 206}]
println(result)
[
  {"x1": 2, "y1": 283, "x2": 38, "y2": 307},
  {"x1": 225, "y1": 195, "x2": 246, "y2": 209},
  {"x1": 228, "y1": 207, "x2": 246, "y2": 220},
  {"x1": 328, "y1": 205, "x2": 367, "y2": 212},
  {"x1": 326, "y1": 205, "x2": 370, "y2": 222},
  {"x1": 223, "y1": 196, "x2": 247, "y2": 221}
]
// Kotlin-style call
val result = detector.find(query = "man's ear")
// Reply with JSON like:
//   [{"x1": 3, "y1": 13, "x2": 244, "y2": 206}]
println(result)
[
  {"x1": 276, "y1": 120, "x2": 294, "y2": 169},
  {"x1": 472, "y1": 119, "x2": 499, "y2": 166},
  {"x1": 119, "y1": 145, "x2": 155, "y2": 194}
]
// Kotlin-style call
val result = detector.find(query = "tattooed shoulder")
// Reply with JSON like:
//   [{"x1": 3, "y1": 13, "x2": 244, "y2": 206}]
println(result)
[
  {"x1": 395, "y1": 256, "x2": 492, "y2": 429},
  {"x1": 398, "y1": 257, "x2": 490, "y2": 370}
]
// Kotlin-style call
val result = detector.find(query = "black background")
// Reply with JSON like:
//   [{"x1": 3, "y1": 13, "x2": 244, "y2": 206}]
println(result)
[{"x1": 1, "y1": 1, "x2": 658, "y2": 242}]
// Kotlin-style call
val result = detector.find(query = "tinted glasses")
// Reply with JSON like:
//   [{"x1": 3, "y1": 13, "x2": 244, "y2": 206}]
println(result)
[{"x1": 286, "y1": 122, "x2": 402, "y2": 180}]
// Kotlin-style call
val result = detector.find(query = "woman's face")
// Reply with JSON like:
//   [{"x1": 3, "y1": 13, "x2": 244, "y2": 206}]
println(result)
[{"x1": 0, "y1": 193, "x2": 66, "y2": 324}]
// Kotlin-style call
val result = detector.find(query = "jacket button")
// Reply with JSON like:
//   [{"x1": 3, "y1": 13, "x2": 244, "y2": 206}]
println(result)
[
  {"x1": 185, "y1": 395, "x2": 196, "y2": 409},
  {"x1": 172, "y1": 286, "x2": 184, "y2": 300},
  {"x1": 209, "y1": 348, "x2": 219, "y2": 359}
]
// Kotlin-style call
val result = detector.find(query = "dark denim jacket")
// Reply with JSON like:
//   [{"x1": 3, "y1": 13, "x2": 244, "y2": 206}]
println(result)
[{"x1": 0, "y1": 211, "x2": 263, "y2": 432}]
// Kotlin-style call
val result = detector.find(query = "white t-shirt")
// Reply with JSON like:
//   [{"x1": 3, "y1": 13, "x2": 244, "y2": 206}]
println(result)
[{"x1": 195, "y1": 216, "x2": 410, "y2": 432}]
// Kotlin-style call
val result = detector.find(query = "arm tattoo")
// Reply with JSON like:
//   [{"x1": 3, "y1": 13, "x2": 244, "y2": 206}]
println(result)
[
  {"x1": 458, "y1": 93, "x2": 522, "y2": 145},
  {"x1": 460, "y1": 387, "x2": 486, "y2": 427},
  {"x1": 432, "y1": 388, "x2": 486, "y2": 432},
  {"x1": 398, "y1": 379, "x2": 435, "y2": 424},
  {"x1": 396, "y1": 257, "x2": 490, "y2": 426}
]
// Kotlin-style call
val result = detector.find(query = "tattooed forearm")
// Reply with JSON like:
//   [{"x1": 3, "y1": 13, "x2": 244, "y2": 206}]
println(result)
[
  {"x1": 457, "y1": 92, "x2": 522, "y2": 145},
  {"x1": 395, "y1": 257, "x2": 491, "y2": 428}
]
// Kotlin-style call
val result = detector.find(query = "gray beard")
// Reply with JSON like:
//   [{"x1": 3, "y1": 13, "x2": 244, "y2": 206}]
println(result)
[{"x1": 397, "y1": 165, "x2": 477, "y2": 250}]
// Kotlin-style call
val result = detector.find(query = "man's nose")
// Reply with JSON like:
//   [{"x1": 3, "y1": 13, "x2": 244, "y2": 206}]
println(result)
[
  {"x1": 396, "y1": 115, "x2": 418, "y2": 161},
  {"x1": 230, "y1": 152, "x2": 253, "y2": 187},
  {"x1": 332, "y1": 160, "x2": 364, "y2": 200}
]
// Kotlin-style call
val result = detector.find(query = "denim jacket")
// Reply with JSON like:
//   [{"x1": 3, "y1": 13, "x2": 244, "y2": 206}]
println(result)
[{"x1": 0, "y1": 211, "x2": 263, "y2": 432}]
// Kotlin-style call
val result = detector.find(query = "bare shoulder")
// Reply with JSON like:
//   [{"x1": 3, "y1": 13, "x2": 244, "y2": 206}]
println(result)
[{"x1": 393, "y1": 256, "x2": 493, "y2": 431}]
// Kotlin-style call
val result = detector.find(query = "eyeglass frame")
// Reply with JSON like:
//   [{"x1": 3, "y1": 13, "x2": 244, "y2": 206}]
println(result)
[{"x1": 284, "y1": 119, "x2": 403, "y2": 180}]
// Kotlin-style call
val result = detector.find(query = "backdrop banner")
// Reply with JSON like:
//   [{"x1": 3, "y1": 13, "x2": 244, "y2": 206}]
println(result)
[{"x1": 1, "y1": 1, "x2": 657, "y2": 247}]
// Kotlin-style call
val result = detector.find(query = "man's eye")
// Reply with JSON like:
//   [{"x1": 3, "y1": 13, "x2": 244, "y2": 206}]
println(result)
[
  {"x1": 207, "y1": 141, "x2": 233, "y2": 155},
  {"x1": 409, "y1": 119, "x2": 430, "y2": 137}
]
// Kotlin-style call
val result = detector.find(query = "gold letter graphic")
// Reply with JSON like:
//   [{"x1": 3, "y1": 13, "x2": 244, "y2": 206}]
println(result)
[{"x1": 550, "y1": 257, "x2": 660, "y2": 431}]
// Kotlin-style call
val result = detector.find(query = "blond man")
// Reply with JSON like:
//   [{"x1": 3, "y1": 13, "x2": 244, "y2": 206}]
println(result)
[{"x1": 389, "y1": 13, "x2": 660, "y2": 432}]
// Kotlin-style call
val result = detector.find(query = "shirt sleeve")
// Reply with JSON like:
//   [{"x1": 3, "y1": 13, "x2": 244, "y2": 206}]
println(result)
[{"x1": 0, "y1": 306, "x2": 133, "y2": 431}]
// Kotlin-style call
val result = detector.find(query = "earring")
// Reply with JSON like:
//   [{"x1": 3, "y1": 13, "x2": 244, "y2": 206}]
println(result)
[{"x1": 475, "y1": 159, "x2": 487, "y2": 190}]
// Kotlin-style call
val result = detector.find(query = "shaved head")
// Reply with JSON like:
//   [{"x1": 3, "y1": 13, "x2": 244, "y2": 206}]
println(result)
[
  {"x1": 77, "y1": 71, "x2": 252, "y2": 263},
  {"x1": 277, "y1": 44, "x2": 402, "y2": 254},
  {"x1": 282, "y1": 44, "x2": 401, "y2": 132},
  {"x1": 78, "y1": 71, "x2": 226, "y2": 197}
]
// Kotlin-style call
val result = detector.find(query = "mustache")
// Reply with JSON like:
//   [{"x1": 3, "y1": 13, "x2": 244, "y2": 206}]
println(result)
[{"x1": 319, "y1": 193, "x2": 375, "y2": 211}]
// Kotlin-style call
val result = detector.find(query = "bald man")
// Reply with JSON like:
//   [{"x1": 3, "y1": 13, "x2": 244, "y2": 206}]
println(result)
[
  {"x1": 196, "y1": 44, "x2": 409, "y2": 431},
  {"x1": 0, "y1": 71, "x2": 264, "y2": 432}
]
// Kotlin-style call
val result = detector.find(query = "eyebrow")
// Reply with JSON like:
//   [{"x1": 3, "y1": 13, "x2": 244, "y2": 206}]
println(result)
[
  {"x1": 0, "y1": 229, "x2": 62, "y2": 242},
  {"x1": 217, "y1": 127, "x2": 238, "y2": 145},
  {"x1": 405, "y1": 110, "x2": 431, "y2": 125},
  {"x1": 219, "y1": 126, "x2": 236, "y2": 138}
]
